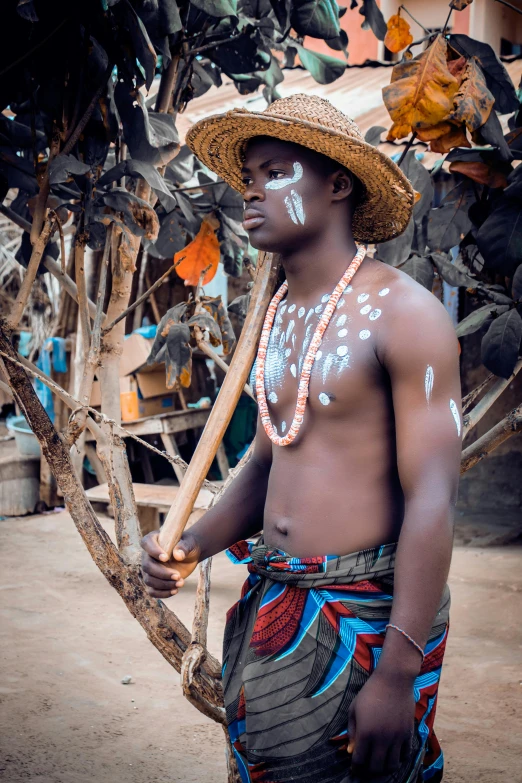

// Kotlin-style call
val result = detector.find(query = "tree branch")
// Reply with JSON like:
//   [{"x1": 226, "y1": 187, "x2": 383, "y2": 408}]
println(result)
[
  {"x1": 8, "y1": 214, "x2": 56, "y2": 330},
  {"x1": 461, "y1": 403, "x2": 522, "y2": 474},
  {"x1": 463, "y1": 359, "x2": 522, "y2": 439},
  {"x1": 462, "y1": 372, "x2": 495, "y2": 414}
]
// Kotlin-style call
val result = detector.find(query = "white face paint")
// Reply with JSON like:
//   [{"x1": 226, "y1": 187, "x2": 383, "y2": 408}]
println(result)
[
  {"x1": 425, "y1": 366, "x2": 434, "y2": 407},
  {"x1": 360, "y1": 304, "x2": 371, "y2": 315},
  {"x1": 290, "y1": 189, "x2": 305, "y2": 225},
  {"x1": 265, "y1": 162, "x2": 304, "y2": 190},
  {"x1": 359, "y1": 329, "x2": 371, "y2": 340},
  {"x1": 357, "y1": 293, "x2": 369, "y2": 304},
  {"x1": 449, "y1": 399, "x2": 461, "y2": 437},
  {"x1": 284, "y1": 195, "x2": 298, "y2": 225},
  {"x1": 298, "y1": 307, "x2": 305, "y2": 318},
  {"x1": 369, "y1": 309, "x2": 381, "y2": 321},
  {"x1": 378, "y1": 288, "x2": 390, "y2": 297}
]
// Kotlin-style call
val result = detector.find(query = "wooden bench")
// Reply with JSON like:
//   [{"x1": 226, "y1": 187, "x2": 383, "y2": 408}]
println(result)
[{"x1": 86, "y1": 482, "x2": 215, "y2": 535}]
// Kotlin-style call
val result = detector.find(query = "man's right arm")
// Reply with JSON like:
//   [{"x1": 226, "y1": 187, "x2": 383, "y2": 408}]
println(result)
[{"x1": 140, "y1": 414, "x2": 272, "y2": 598}]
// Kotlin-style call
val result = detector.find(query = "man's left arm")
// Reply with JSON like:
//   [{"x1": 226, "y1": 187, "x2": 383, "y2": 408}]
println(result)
[{"x1": 349, "y1": 289, "x2": 462, "y2": 777}]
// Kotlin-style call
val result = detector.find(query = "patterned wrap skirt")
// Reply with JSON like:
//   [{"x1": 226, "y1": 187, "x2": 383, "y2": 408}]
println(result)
[{"x1": 223, "y1": 539, "x2": 450, "y2": 783}]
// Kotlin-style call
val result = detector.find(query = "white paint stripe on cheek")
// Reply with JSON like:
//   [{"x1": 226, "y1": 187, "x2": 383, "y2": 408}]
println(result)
[
  {"x1": 449, "y1": 399, "x2": 461, "y2": 437},
  {"x1": 291, "y1": 189, "x2": 305, "y2": 224},
  {"x1": 265, "y1": 161, "x2": 304, "y2": 190},
  {"x1": 284, "y1": 195, "x2": 298, "y2": 224},
  {"x1": 425, "y1": 365, "x2": 434, "y2": 406}
]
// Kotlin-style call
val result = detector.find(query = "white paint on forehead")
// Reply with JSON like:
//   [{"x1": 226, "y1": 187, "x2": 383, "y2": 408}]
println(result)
[
  {"x1": 359, "y1": 329, "x2": 371, "y2": 340},
  {"x1": 298, "y1": 307, "x2": 305, "y2": 318},
  {"x1": 268, "y1": 391, "x2": 278, "y2": 403},
  {"x1": 305, "y1": 308, "x2": 314, "y2": 324},
  {"x1": 378, "y1": 288, "x2": 390, "y2": 297},
  {"x1": 265, "y1": 161, "x2": 304, "y2": 190},
  {"x1": 290, "y1": 363, "x2": 297, "y2": 377},
  {"x1": 291, "y1": 189, "x2": 305, "y2": 225},
  {"x1": 338, "y1": 328, "x2": 348, "y2": 338},
  {"x1": 285, "y1": 320, "x2": 295, "y2": 342},
  {"x1": 336, "y1": 314, "x2": 347, "y2": 327},
  {"x1": 425, "y1": 365, "x2": 434, "y2": 407},
  {"x1": 318, "y1": 392, "x2": 331, "y2": 406},
  {"x1": 357, "y1": 293, "x2": 369, "y2": 303},
  {"x1": 369, "y1": 309, "x2": 381, "y2": 321},
  {"x1": 449, "y1": 399, "x2": 461, "y2": 437},
  {"x1": 284, "y1": 195, "x2": 298, "y2": 224},
  {"x1": 288, "y1": 304, "x2": 296, "y2": 313},
  {"x1": 360, "y1": 304, "x2": 371, "y2": 315},
  {"x1": 336, "y1": 298, "x2": 345, "y2": 310}
]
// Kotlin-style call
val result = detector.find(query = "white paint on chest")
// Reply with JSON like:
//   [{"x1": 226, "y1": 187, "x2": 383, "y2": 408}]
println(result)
[
  {"x1": 360, "y1": 304, "x2": 371, "y2": 315},
  {"x1": 298, "y1": 307, "x2": 305, "y2": 318},
  {"x1": 425, "y1": 365, "x2": 434, "y2": 406},
  {"x1": 337, "y1": 345, "x2": 348, "y2": 356},
  {"x1": 449, "y1": 399, "x2": 461, "y2": 437},
  {"x1": 318, "y1": 392, "x2": 331, "y2": 406},
  {"x1": 359, "y1": 329, "x2": 371, "y2": 340},
  {"x1": 338, "y1": 328, "x2": 348, "y2": 338},
  {"x1": 336, "y1": 314, "x2": 347, "y2": 327},
  {"x1": 336, "y1": 298, "x2": 345, "y2": 310},
  {"x1": 268, "y1": 391, "x2": 278, "y2": 404},
  {"x1": 378, "y1": 288, "x2": 390, "y2": 297},
  {"x1": 287, "y1": 304, "x2": 296, "y2": 314},
  {"x1": 357, "y1": 293, "x2": 369, "y2": 304},
  {"x1": 321, "y1": 294, "x2": 330, "y2": 303},
  {"x1": 369, "y1": 309, "x2": 381, "y2": 321},
  {"x1": 305, "y1": 308, "x2": 314, "y2": 324},
  {"x1": 265, "y1": 161, "x2": 304, "y2": 190},
  {"x1": 290, "y1": 363, "x2": 297, "y2": 377},
  {"x1": 285, "y1": 320, "x2": 295, "y2": 342}
]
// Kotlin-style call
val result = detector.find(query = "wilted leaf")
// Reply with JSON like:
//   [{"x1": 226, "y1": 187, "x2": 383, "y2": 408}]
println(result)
[
  {"x1": 399, "y1": 252, "x2": 434, "y2": 290},
  {"x1": 359, "y1": 0, "x2": 387, "y2": 40},
  {"x1": 291, "y1": 0, "x2": 341, "y2": 40},
  {"x1": 456, "y1": 302, "x2": 510, "y2": 338},
  {"x1": 512, "y1": 264, "x2": 522, "y2": 301},
  {"x1": 448, "y1": 160, "x2": 508, "y2": 188},
  {"x1": 48, "y1": 154, "x2": 90, "y2": 184},
  {"x1": 429, "y1": 123, "x2": 471, "y2": 153},
  {"x1": 201, "y1": 295, "x2": 236, "y2": 354},
  {"x1": 228, "y1": 293, "x2": 250, "y2": 323},
  {"x1": 481, "y1": 308, "x2": 522, "y2": 378},
  {"x1": 364, "y1": 126, "x2": 386, "y2": 146},
  {"x1": 384, "y1": 14, "x2": 413, "y2": 54},
  {"x1": 164, "y1": 323, "x2": 192, "y2": 388},
  {"x1": 295, "y1": 44, "x2": 346, "y2": 84},
  {"x1": 431, "y1": 251, "x2": 478, "y2": 288},
  {"x1": 476, "y1": 197, "x2": 522, "y2": 276},
  {"x1": 100, "y1": 188, "x2": 159, "y2": 240},
  {"x1": 450, "y1": 0, "x2": 473, "y2": 8},
  {"x1": 383, "y1": 36, "x2": 459, "y2": 141},
  {"x1": 188, "y1": 311, "x2": 223, "y2": 347},
  {"x1": 449, "y1": 34, "x2": 519, "y2": 115},
  {"x1": 175, "y1": 215, "x2": 221, "y2": 286},
  {"x1": 449, "y1": 58, "x2": 494, "y2": 133}
]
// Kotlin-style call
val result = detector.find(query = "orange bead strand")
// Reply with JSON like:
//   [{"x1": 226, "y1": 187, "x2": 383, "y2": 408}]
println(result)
[{"x1": 256, "y1": 245, "x2": 366, "y2": 446}]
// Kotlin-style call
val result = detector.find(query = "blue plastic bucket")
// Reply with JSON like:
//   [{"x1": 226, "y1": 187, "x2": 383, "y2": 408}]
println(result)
[{"x1": 6, "y1": 416, "x2": 41, "y2": 458}]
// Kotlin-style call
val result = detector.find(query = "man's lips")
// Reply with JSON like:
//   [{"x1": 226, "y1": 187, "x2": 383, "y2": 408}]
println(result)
[{"x1": 242, "y1": 208, "x2": 265, "y2": 230}]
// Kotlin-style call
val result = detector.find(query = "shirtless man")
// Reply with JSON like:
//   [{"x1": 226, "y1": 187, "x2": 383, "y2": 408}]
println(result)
[{"x1": 141, "y1": 95, "x2": 462, "y2": 782}]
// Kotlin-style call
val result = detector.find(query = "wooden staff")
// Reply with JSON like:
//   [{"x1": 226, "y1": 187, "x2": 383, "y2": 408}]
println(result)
[{"x1": 158, "y1": 251, "x2": 279, "y2": 558}]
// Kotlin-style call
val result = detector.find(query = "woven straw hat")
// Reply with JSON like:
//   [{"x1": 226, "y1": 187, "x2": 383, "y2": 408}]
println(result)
[{"x1": 186, "y1": 93, "x2": 414, "y2": 244}]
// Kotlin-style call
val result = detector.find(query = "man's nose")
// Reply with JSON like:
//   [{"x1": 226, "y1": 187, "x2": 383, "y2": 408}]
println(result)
[{"x1": 244, "y1": 181, "x2": 265, "y2": 203}]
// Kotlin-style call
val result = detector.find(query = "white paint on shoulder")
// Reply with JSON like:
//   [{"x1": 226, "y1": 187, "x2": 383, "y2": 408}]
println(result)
[
  {"x1": 425, "y1": 365, "x2": 434, "y2": 407},
  {"x1": 360, "y1": 304, "x2": 371, "y2": 315},
  {"x1": 288, "y1": 304, "x2": 296, "y2": 313},
  {"x1": 369, "y1": 309, "x2": 381, "y2": 321},
  {"x1": 378, "y1": 288, "x2": 390, "y2": 297},
  {"x1": 357, "y1": 293, "x2": 369, "y2": 304},
  {"x1": 359, "y1": 329, "x2": 371, "y2": 340},
  {"x1": 298, "y1": 307, "x2": 305, "y2": 318},
  {"x1": 336, "y1": 314, "x2": 347, "y2": 327},
  {"x1": 337, "y1": 345, "x2": 348, "y2": 357},
  {"x1": 338, "y1": 328, "x2": 348, "y2": 338},
  {"x1": 449, "y1": 399, "x2": 461, "y2": 437}
]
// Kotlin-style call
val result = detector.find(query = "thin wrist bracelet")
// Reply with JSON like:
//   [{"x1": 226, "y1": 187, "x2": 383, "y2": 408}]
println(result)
[{"x1": 385, "y1": 623, "x2": 425, "y2": 661}]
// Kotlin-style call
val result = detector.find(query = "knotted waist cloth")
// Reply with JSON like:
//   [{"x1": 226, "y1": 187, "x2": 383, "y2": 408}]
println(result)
[{"x1": 223, "y1": 540, "x2": 450, "y2": 783}]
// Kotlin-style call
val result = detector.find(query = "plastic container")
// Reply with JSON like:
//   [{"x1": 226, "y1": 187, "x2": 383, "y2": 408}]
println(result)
[{"x1": 6, "y1": 416, "x2": 41, "y2": 458}]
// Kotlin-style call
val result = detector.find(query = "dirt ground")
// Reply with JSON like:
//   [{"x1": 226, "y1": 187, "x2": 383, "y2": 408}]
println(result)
[{"x1": 1, "y1": 510, "x2": 521, "y2": 783}]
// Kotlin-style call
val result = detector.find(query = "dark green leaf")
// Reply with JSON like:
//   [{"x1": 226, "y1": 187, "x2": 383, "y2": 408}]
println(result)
[
  {"x1": 481, "y1": 308, "x2": 522, "y2": 378},
  {"x1": 291, "y1": 0, "x2": 341, "y2": 40},
  {"x1": 512, "y1": 264, "x2": 522, "y2": 301},
  {"x1": 114, "y1": 81, "x2": 179, "y2": 167},
  {"x1": 401, "y1": 150, "x2": 433, "y2": 223},
  {"x1": 190, "y1": 59, "x2": 222, "y2": 99},
  {"x1": 364, "y1": 126, "x2": 386, "y2": 147},
  {"x1": 190, "y1": 0, "x2": 238, "y2": 17},
  {"x1": 456, "y1": 303, "x2": 510, "y2": 338},
  {"x1": 98, "y1": 158, "x2": 176, "y2": 211},
  {"x1": 476, "y1": 198, "x2": 522, "y2": 276},
  {"x1": 431, "y1": 251, "x2": 478, "y2": 288},
  {"x1": 473, "y1": 110, "x2": 512, "y2": 162},
  {"x1": 148, "y1": 211, "x2": 187, "y2": 258},
  {"x1": 166, "y1": 145, "x2": 196, "y2": 184},
  {"x1": 427, "y1": 183, "x2": 474, "y2": 252},
  {"x1": 120, "y1": 0, "x2": 157, "y2": 89},
  {"x1": 228, "y1": 293, "x2": 250, "y2": 322},
  {"x1": 17, "y1": 0, "x2": 38, "y2": 22},
  {"x1": 325, "y1": 30, "x2": 348, "y2": 55},
  {"x1": 232, "y1": 54, "x2": 284, "y2": 96},
  {"x1": 399, "y1": 252, "x2": 434, "y2": 290},
  {"x1": 210, "y1": 28, "x2": 270, "y2": 75},
  {"x1": 294, "y1": 44, "x2": 346, "y2": 84},
  {"x1": 375, "y1": 218, "x2": 414, "y2": 267},
  {"x1": 48, "y1": 154, "x2": 90, "y2": 184},
  {"x1": 449, "y1": 35, "x2": 519, "y2": 115},
  {"x1": 359, "y1": 0, "x2": 386, "y2": 40}
]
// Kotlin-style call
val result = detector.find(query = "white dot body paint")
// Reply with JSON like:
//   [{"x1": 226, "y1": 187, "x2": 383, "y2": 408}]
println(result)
[
  {"x1": 265, "y1": 162, "x2": 303, "y2": 190},
  {"x1": 268, "y1": 391, "x2": 278, "y2": 404},
  {"x1": 357, "y1": 293, "x2": 369, "y2": 303},
  {"x1": 336, "y1": 298, "x2": 345, "y2": 309},
  {"x1": 298, "y1": 307, "x2": 305, "y2": 318},
  {"x1": 369, "y1": 309, "x2": 381, "y2": 321},
  {"x1": 336, "y1": 314, "x2": 347, "y2": 327},
  {"x1": 285, "y1": 320, "x2": 295, "y2": 343},
  {"x1": 360, "y1": 304, "x2": 371, "y2": 315},
  {"x1": 315, "y1": 304, "x2": 323, "y2": 314},
  {"x1": 290, "y1": 364, "x2": 297, "y2": 377},
  {"x1": 280, "y1": 303, "x2": 287, "y2": 315},
  {"x1": 449, "y1": 399, "x2": 461, "y2": 437},
  {"x1": 285, "y1": 348, "x2": 291, "y2": 358},
  {"x1": 359, "y1": 330, "x2": 371, "y2": 340},
  {"x1": 338, "y1": 328, "x2": 348, "y2": 337},
  {"x1": 316, "y1": 350, "x2": 323, "y2": 361},
  {"x1": 337, "y1": 345, "x2": 348, "y2": 357},
  {"x1": 378, "y1": 288, "x2": 390, "y2": 297},
  {"x1": 318, "y1": 392, "x2": 331, "y2": 406},
  {"x1": 292, "y1": 333, "x2": 296, "y2": 350},
  {"x1": 281, "y1": 421, "x2": 287, "y2": 433},
  {"x1": 345, "y1": 285, "x2": 353, "y2": 294},
  {"x1": 321, "y1": 294, "x2": 330, "y2": 303},
  {"x1": 425, "y1": 365, "x2": 434, "y2": 407},
  {"x1": 305, "y1": 308, "x2": 314, "y2": 324},
  {"x1": 288, "y1": 304, "x2": 296, "y2": 313}
]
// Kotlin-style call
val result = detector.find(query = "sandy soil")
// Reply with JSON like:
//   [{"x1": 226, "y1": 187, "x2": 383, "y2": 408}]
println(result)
[{"x1": 1, "y1": 510, "x2": 521, "y2": 783}]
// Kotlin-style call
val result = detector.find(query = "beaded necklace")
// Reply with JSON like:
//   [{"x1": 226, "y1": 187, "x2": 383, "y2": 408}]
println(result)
[{"x1": 256, "y1": 245, "x2": 366, "y2": 446}]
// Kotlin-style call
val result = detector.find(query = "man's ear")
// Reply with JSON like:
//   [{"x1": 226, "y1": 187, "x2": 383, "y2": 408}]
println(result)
[{"x1": 330, "y1": 170, "x2": 353, "y2": 202}]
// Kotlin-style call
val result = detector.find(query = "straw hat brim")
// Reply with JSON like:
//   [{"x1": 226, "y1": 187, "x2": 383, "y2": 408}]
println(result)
[{"x1": 186, "y1": 108, "x2": 415, "y2": 244}]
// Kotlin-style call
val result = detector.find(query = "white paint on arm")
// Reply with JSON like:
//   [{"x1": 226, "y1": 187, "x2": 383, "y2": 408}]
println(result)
[
  {"x1": 425, "y1": 365, "x2": 434, "y2": 407},
  {"x1": 449, "y1": 398, "x2": 461, "y2": 437}
]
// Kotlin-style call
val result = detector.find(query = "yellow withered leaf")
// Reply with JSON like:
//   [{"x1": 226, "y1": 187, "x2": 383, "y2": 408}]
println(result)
[
  {"x1": 384, "y1": 14, "x2": 413, "y2": 54},
  {"x1": 383, "y1": 35, "x2": 459, "y2": 141},
  {"x1": 448, "y1": 57, "x2": 494, "y2": 133},
  {"x1": 175, "y1": 215, "x2": 220, "y2": 287},
  {"x1": 450, "y1": 0, "x2": 474, "y2": 10},
  {"x1": 429, "y1": 123, "x2": 471, "y2": 153}
]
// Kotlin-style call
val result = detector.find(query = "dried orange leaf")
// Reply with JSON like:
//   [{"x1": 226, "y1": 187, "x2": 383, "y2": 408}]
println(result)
[
  {"x1": 416, "y1": 121, "x2": 453, "y2": 142},
  {"x1": 448, "y1": 58, "x2": 494, "y2": 132},
  {"x1": 450, "y1": 0, "x2": 474, "y2": 10},
  {"x1": 429, "y1": 123, "x2": 471, "y2": 153},
  {"x1": 384, "y1": 14, "x2": 413, "y2": 54},
  {"x1": 175, "y1": 215, "x2": 220, "y2": 287},
  {"x1": 383, "y1": 35, "x2": 459, "y2": 141},
  {"x1": 448, "y1": 160, "x2": 508, "y2": 188}
]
